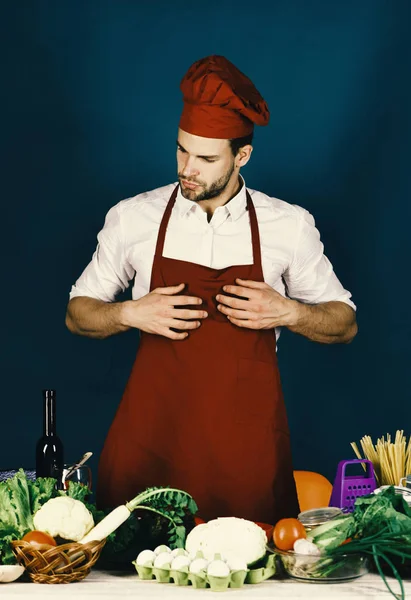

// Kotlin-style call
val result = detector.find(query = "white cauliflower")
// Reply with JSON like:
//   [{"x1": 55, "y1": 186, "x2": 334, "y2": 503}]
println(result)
[
  {"x1": 185, "y1": 517, "x2": 267, "y2": 566},
  {"x1": 33, "y1": 496, "x2": 94, "y2": 542}
]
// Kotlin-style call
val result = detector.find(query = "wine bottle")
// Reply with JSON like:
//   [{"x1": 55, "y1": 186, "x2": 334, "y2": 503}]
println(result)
[{"x1": 35, "y1": 389, "x2": 64, "y2": 487}]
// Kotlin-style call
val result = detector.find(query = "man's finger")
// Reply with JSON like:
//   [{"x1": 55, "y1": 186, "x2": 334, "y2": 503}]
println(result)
[
  {"x1": 169, "y1": 308, "x2": 208, "y2": 320},
  {"x1": 168, "y1": 295, "x2": 203, "y2": 306},
  {"x1": 221, "y1": 284, "x2": 255, "y2": 299},
  {"x1": 217, "y1": 304, "x2": 256, "y2": 321},
  {"x1": 235, "y1": 278, "x2": 270, "y2": 289},
  {"x1": 227, "y1": 316, "x2": 258, "y2": 329},
  {"x1": 216, "y1": 294, "x2": 250, "y2": 310},
  {"x1": 154, "y1": 283, "x2": 185, "y2": 295},
  {"x1": 167, "y1": 319, "x2": 201, "y2": 330},
  {"x1": 165, "y1": 329, "x2": 189, "y2": 340}
]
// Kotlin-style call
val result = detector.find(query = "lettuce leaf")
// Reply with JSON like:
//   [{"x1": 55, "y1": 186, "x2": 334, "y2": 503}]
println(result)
[
  {"x1": 27, "y1": 477, "x2": 57, "y2": 514},
  {"x1": 0, "y1": 470, "x2": 35, "y2": 564},
  {"x1": 0, "y1": 483, "x2": 20, "y2": 532},
  {"x1": 0, "y1": 469, "x2": 34, "y2": 534},
  {"x1": 0, "y1": 524, "x2": 21, "y2": 565}
]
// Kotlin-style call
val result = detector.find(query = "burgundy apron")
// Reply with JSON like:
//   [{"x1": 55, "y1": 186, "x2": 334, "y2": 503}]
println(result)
[{"x1": 97, "y1": 186, "x2": 299, "y2": 523}]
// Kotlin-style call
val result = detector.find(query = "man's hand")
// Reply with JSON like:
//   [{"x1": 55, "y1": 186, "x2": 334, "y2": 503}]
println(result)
[
  {"x1": 216, "y1": 278, "x2": 297, "y2": 329},
  {"x1": 216, "y1": 278, "x2": 357, "y2": 344},
  {"x1": 122, "y1": 283, "x2": 208, "y2": 340}
]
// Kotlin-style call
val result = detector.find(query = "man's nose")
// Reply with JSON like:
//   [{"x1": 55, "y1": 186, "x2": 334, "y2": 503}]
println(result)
[{"x1": 181, "y1": 156, "x2": 199, "y2": 178}]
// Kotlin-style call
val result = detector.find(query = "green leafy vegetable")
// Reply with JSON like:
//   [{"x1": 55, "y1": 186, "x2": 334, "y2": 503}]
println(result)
[
  {"x1": 90, "y1": 487, "x2": 198, "y2": 567},
  {"x1": 27, "y1": 477, "x2": 57, "y2": 514},
  {"x1": 0, "y1": 470, "x2": 37, "y2": 563},
  {"x1": 126, "y1": 486, "x2": 198, "y2": 548},
  {"x1": 352, "y1": 488, "x2": 411, "y2": 537},
  {"x1": 0, "y1": 524, "x2": 22, "y2": 565},
  {"x1": 307, "y1": 488, "x2": 411, "y2": 600},
  {"x1": 307, "y1": 515, "x2": 355, "y2": 550}
]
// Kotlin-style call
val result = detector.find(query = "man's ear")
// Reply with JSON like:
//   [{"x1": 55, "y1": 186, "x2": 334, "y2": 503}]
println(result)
[{"x1": 236, "y1": 145, "x2": 253, "y2": 168}]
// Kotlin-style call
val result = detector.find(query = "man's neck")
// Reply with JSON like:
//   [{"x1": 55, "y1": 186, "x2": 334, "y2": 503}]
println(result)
[{"x1": 197, "y1": 176, "x2": 243, "y2": 219}]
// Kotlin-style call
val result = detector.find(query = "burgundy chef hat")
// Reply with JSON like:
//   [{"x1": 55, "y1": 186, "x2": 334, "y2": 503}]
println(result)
[{"x1": 179, "y1": 55, "x2": 270, "y2": 139}]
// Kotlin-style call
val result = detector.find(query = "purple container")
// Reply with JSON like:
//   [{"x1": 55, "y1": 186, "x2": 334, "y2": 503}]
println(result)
[{"x1": 329, "y1": 459, "x2": 377, "y2": 512}]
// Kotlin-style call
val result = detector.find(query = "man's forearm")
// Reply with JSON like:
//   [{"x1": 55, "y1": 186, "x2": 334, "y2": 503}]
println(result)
[
  {"x1": 287, "y1": 300, "x2": 357, "y2": 344},
  {"x1": 66, "y1": 297, "x2": 130, "y2": 339}
]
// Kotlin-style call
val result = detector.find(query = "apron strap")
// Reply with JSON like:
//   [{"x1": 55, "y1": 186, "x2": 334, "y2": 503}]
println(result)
[
  {"x1": 245, "y1": 190, "x2": 262, "y2": 270},
  {"x1": 154, "y1": 185, "x2": 179, "y2": 260}
]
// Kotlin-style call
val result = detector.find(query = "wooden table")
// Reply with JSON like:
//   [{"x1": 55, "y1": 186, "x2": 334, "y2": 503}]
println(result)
[{"x1": 1, "y1": 568, "x2": 408, "y2": 599}]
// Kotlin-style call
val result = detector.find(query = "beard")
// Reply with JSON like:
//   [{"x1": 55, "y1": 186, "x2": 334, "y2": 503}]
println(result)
[{"x1": 179, "y1": 161, "x2": 235, "y2": 202}]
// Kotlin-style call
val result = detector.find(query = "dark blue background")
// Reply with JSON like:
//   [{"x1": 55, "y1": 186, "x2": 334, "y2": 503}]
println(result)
[{"x1": 2, "y1": 0, "x2": 410, "y2": 490}]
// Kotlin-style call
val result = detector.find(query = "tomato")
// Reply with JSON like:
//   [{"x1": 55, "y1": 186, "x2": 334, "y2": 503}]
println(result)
[
  {"x1": 273, "y1": 518, "x2": 306, "y2": 551},
  {"x1": 22, "y1": 530, "x2": 57, "y2": 548}
]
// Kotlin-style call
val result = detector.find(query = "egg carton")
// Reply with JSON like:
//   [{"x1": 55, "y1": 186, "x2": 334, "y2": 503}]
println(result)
[{"x1": 133, "y1": 552, "x2": 276, "y2": 591}]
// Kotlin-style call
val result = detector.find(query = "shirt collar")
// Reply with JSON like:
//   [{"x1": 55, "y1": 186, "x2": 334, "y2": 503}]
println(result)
[{"x1": 175, "y1": 175, "x2": 248, "y2": 221}]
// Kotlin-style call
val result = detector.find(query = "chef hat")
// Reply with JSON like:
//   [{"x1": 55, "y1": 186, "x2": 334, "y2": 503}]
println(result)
[{"x1": 179, "y1": 55, "x2": 270, "y2": 139}]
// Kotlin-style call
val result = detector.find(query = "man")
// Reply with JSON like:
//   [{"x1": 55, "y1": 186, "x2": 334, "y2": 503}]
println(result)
[{"x1": 66, "y1": 55, "x2": 357, "y2": 522}]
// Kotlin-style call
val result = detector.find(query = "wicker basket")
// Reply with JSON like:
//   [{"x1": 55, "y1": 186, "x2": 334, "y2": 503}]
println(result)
[{"x1": 11, "y1": 538, "x2": 106, "y2": 584}]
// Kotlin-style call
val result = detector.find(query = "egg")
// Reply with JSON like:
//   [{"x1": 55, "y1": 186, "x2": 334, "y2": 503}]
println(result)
[
  {"x1": 136, "y1": 549, "x2": 155, "y2": 567},
  {"x1": 153, "y1": 551, "x2": 172, "y2": 569},
  {"x1": 171, "y1": 555, "x2": 191, "y2": 571},
  {"x1": 171, "y1": 547, "x2": 188, "y2": 558},
  {"x1": 154, "y1": 544, "x2": 171, "y2": 555},
  {"x1": 189, "y1": 557, "x2": 209, "y2": 574},
  {"x1": 207, "y1": 559, "x2": 230, "y2": 578}
]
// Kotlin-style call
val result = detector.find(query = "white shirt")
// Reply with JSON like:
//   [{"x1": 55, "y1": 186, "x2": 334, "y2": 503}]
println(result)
[{"x1": 70, "y1": 178, "x2": 356, "y2": 341}]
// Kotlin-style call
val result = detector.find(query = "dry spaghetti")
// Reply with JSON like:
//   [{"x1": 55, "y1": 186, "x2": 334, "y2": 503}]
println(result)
[{"x1": 350, "y1": 430, "x2": 411, "y2": 486}]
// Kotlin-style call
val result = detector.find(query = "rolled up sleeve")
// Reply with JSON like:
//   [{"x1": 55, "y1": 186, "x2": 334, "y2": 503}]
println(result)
[
  {"x1": 69, "y1": 204, "x2": 135, "y2": 302},
  {"x1": 284, "y1": 207, "x2": 356, "y2": 311}
]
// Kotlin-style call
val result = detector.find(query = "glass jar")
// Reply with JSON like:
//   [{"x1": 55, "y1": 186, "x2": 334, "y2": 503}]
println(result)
[{"x1": 298, "y1": 507, "x2": 343, "y2": 532}]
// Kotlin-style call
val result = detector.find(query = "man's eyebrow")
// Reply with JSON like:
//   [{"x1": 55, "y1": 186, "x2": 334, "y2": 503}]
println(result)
[{"x1": 176, "y1": 141, "x2": 220, "y2": 160}]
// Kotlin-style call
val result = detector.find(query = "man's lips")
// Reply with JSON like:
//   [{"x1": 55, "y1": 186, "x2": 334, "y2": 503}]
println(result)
[{"x1": 181, "y1": 180, "x2": 200, "y2": 190}]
